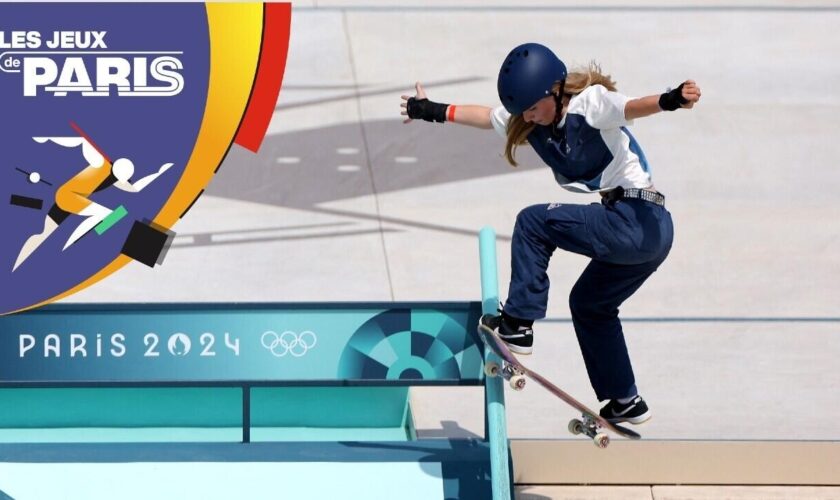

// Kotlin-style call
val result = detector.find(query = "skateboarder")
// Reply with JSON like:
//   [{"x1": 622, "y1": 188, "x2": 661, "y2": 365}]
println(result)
[{"x1": 401, "y1": 43, "x2": 701, "y2": 424}]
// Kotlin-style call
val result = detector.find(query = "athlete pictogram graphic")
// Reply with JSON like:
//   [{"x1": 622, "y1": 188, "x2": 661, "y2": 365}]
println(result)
[{"x1": 12, "y1": 122, "x2": 174, "y2": 272}]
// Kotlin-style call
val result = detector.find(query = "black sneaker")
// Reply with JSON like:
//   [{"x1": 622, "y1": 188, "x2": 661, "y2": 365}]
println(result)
[
  {"x1": 479, "y1": 314, "x2": 534, "y2": 355},
  {"x1": 599, "y1": 396, "x2": 651, "y2": 425}
]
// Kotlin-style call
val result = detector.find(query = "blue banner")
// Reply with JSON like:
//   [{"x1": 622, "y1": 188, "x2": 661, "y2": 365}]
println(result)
[{"x1": 0, "y1": 303, "x2": 485, "y2": 384}]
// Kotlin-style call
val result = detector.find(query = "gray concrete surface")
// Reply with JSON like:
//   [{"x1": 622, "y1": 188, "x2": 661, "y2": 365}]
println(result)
[{"x1": 69, "y1": 2, "x2": 840, "y2": 446}]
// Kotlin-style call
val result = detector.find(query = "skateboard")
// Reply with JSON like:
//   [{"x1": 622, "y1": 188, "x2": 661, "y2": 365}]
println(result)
[{"x1": 477, "y1": 315, "x2": 641, "y2": 448}]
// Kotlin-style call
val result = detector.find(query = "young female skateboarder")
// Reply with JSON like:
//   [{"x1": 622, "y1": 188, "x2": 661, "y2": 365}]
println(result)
[{"x1": 401, "y1": 43, "x2": 701, "y2": 424}]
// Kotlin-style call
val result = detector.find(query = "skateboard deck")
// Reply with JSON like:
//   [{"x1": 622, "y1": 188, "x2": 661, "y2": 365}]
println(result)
[{"x1": 478, "y1": 316, "x2": 640, "y2": 448}]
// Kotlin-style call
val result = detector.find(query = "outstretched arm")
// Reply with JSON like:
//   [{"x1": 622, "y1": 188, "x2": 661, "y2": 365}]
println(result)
[
  {"x1": 32, "y1": 136, "x2": 106, "y2": 168},
  {"x1": 400, "y1": 82, "x2": 493, "y2": 129},
  {"x1": 445, "y1": 105, "x2": 493, "y2": 129},
  {"x1": 115, "y1": 163, "x2": 173, "y2": 193},
  {"x1": 624, "y1": 80, "x2": 701, "y2": 120}
]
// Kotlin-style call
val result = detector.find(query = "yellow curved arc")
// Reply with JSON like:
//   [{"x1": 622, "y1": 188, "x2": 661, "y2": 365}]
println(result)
[
  {"x1": 17, "y1": 4, "x2": 264, "y2": 314},
  {"x1": 158, "y1": 3, "x2": 263, "y2": 226}
]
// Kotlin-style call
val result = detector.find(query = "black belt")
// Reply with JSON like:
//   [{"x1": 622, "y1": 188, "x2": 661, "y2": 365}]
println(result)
[{"x1": 601, "y1": 187, "x2": 665, "y2": 207}]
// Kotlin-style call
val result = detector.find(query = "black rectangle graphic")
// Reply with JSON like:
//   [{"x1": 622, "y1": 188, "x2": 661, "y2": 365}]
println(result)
[{"x1": 10, "y1": 194, "x2": 44, "y2": 210}]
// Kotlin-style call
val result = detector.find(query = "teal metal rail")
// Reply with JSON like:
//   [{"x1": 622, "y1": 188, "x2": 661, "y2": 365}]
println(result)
[{"x1": 479, "y1": 226, "x2": 513, "y2": 500}]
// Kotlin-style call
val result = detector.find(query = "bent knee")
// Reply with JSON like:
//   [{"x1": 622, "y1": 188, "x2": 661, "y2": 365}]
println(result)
[
  {"x1": 514, "y1": 204, "x2": 548, "y2": 230},
  {"x1": 568, "y1": 287, "x2": 616, "y2": 319},
  {"x1": 54, "y1": 187, "x2": 90, "y2": 215}
]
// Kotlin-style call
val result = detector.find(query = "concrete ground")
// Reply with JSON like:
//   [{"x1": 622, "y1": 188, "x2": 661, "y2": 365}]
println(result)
[{"x1": 67, "y1": 0, "x2": 840, "y2": 494}]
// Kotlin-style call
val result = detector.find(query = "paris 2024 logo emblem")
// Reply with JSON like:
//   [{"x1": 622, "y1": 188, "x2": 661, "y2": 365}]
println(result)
[{"x1": 0, "y1": 3, "x2": 291, "y2": 314}]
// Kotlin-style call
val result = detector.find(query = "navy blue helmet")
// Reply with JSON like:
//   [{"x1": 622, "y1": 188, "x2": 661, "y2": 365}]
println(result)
[{"x1": 497, "y1": 43, "x2": 567, "y2": 115}]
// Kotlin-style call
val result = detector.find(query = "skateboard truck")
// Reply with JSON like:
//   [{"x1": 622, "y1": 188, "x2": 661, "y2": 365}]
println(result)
[
  {"x1": 568, "y1": 415, "x2": 611, "y2": 449},
  {"x1": 484, "y1": 360, "x2": 526, "y2": 390}
]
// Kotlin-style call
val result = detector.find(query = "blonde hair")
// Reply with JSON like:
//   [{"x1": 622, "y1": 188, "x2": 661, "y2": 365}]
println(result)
[{"x1": 503, "y1": 61, "x2": 617, "y2": 167}]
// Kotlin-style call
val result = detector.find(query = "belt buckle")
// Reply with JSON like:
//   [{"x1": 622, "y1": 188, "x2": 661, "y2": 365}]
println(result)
[{"x1": 606, "y1": 186, "x2": 624, "y2": 204}]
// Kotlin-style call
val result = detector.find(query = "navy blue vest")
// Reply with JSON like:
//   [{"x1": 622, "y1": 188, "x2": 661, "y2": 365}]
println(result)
[{"x1": 526, "y1": 114, "x2": 615, "y2": 190}]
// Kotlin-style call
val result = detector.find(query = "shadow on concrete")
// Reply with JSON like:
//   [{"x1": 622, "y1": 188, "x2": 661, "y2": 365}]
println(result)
[
  {"x1": 209, "y1": 118, "x2": 544, "y2": 209},
  {"x1": 416, "y1": 420, "x2": 483, "y2": 440},
  {"x1": 514, "y1": 488, "x2": 553, "y2": 500},
  {"x1": 205, "y1": 118, "x2": 544, "y2": 240}
]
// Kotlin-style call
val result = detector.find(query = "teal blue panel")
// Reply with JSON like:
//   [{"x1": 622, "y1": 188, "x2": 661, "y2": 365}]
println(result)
[
  {"x1": 0, "y1": 302, "x2": 483, "y2": 384},
  {"x1": 390, "y1": 330, "x2": 413, "y2": 359},
  {"x1": 0, "y1": 427, "x2": 242, "y2": 443},
  {"x1": 0, "y1": 388, "x2": 241, "y2": 427},
  {"x1": 411, "y1": 311, "x2": 450, "y2": 341},
  {"x1": 250, "y1": 387, "x2": 409, "y2": 429},
  {"x1": 0, "y1": 440, "x2": 493, "y2": 499},
  {"x1": 387, "y1": 356, "x2": 436, "y2": 380},
  {"x1": 0, "y1": 426, "x2": 411, "y2": 444},
  {"x1": 454, "y1": 344, "x2": 485, "y2": 382},
  {"x1": 422, "y1": 339, "x2": 447, "y2": 367},
  {"x1": 367, "y1": 335, "x2": 399, "y2": 367},
  {"x1": 0, "y1": 462, "x2": 446, "y2": 500},
  {"x1": 250, "y1": 427, "x2": 410, "y2": 442}
]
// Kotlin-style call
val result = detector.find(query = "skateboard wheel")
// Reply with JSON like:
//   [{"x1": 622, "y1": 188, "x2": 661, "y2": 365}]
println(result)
[
  {"x1": 568, "y1": 419, "x2": 584, "y2": 435},
  {"x1": 509, "y1": 375, "x2": 526, "y2": 390},
  {"x1": 594, "y1": 433, "x2": 610, "y2": 449},
  {"x1": 484, "y1": 362, "x2": 500, "y2": 378}
]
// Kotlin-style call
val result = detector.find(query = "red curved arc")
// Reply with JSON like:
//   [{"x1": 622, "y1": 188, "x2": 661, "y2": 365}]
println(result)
[{"x1": 234, "y1": 2, "x2": 292, "y2": 153}]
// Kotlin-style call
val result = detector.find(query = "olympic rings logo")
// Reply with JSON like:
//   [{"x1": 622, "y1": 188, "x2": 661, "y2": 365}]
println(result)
[{"x1": 260, "y1": 330, "x2": 317, "y2": 358}]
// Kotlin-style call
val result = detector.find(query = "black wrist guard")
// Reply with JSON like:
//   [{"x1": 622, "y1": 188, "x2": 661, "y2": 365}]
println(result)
[
  {"x1": 407, "y1": 97, "x2": 449, "y2": 123},
  {"x1": 659, "y1": 83, "x2": 689, "y2": 111}
]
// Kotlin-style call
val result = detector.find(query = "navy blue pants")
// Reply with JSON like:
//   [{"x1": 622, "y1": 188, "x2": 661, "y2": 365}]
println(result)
[{"x1": 503, "y1": 198, "x2": 674, "y2": 401}]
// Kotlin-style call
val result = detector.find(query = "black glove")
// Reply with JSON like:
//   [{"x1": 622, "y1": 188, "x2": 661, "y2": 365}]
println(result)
[
  {"x1": 406, "y1": 97, "x2": 449, "y2": 123},
  {"x1": 659, "y1": 83, "x2": 689, "y2": 111}
]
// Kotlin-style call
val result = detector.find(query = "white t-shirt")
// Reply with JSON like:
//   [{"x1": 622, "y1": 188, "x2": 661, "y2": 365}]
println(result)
[{"x1": 491, "y1": 84, "x2": 653, "y2": 193}]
